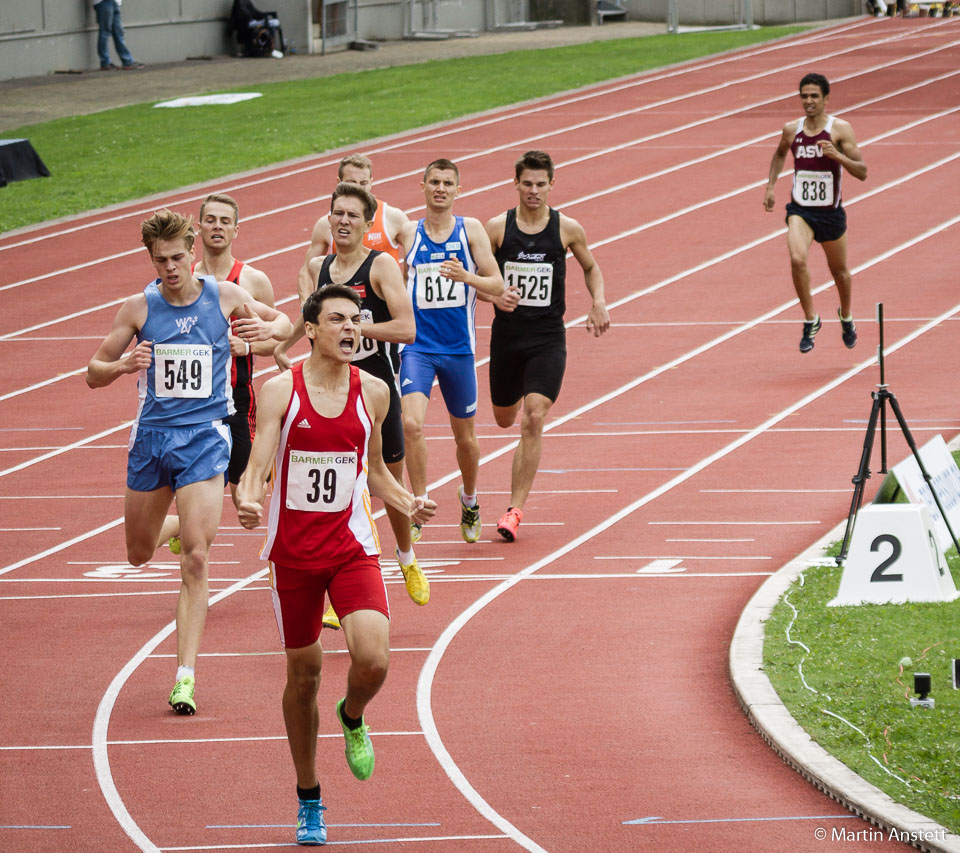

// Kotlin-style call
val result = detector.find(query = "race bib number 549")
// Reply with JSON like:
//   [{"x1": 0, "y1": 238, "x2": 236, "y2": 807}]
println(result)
[
  {"x1": 415, "y1": 263, "x2": 466, "y2": 309},
  {"x1": 286, "y1": 450, "x2": 357, "y2": 512},
  {"x1": 154, "y1": 344, "x2": 212, "y2": 398}
]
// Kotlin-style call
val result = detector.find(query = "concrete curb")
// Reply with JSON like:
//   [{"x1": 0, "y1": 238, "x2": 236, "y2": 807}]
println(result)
[{"x1": 729, "y1": 510, "x2": 960, "y2": 852}]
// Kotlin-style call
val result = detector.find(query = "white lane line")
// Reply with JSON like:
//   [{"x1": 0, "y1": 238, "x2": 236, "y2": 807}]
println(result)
[
  {"x1": 649, "y1": 520, "x2": 820, "y2": 525},
  {"x1": 91, "y1": 569, "x2": 269, "y2": 853},
  {"x1": 3, "y1": 209, "x2": 955, "y2": 581},
  {"x1": 1, "y1": 76, "x2": 955, "y2": 411},
  {"x1": 157, "y1": 835, "x2": 507, "y2": 851},
  {"x1": 0, "y1": 18, "x2": 879, "y2": 252},
  {"x1": 667, "y1": 538, "x2": 755, "y2": 542},
  {"x1": 593, "y1": 555, "x2": 772, "y2": 560},
  {"x1": 0, "y1": 516, "x2": 124, "y2": 578},
  {"x1": 4, "y1": 100, "x2": 954, "y2": 410},
  {"x1": 415, "y1": 302, "x2": 959, "y2": 853},
  {"x1": 3, "y1": 26, "x2": 951, "y2": 298},
  {"x1": 5, "y1": 731, "x2": 423, "y2": 750}
]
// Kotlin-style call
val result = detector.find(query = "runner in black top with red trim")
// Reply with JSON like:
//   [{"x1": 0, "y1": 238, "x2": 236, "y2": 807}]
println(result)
[{"x1": 274, "y1": 182, "x2": 431, "y2": 610}]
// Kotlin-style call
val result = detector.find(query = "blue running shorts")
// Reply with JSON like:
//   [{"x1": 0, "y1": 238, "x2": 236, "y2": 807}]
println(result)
[
  {"x1": 127, "y1": 420, "x2": 231, "y2": 492},
  {"x1": 399, "y1": 350, "x2": 478, "y2": 419}
]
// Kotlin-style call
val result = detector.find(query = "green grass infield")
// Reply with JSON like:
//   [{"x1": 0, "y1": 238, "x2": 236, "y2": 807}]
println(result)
[
  {"x1": 0, "y1": 26, "x2": 806, "y2": 233},
  {"x1": 764, "y1": 460, "x2": 960, "y2": 832}
]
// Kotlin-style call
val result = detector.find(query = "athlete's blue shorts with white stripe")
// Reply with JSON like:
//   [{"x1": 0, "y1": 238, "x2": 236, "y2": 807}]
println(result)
[{"x1": 399, "y1": 351, "x2": 478, "y2": 419}]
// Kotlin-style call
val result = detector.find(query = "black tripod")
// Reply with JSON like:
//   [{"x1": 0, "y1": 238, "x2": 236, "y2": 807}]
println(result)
[{"x1": 836, "y1": 303, "x2": 960, "y2": 564}]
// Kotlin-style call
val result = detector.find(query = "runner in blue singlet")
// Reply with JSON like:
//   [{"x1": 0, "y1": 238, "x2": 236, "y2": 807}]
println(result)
[{"x1": 398, "y1": 159, "x2": 503, "y2": 544}]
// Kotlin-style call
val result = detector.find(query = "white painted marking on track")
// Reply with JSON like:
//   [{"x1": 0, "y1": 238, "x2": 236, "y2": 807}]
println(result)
[{"x1": 416, "y1": 305, "x2": 959, "y2": 853}]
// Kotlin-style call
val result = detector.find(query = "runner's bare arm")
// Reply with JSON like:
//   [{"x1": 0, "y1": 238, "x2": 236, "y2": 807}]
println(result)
[
  {"x1": 824, "y1": 120, "x2": 867, "y2": 181},
  {"x1": 86, "y1": 294, "x2": 150, "y2": 388},
  {"x1": 360, "y1": 254, "x2": 415, "y2": 344},
  {"x1": 235, "y1": 266, "x2": 281, "y2": 356},
  {"x1": 480, "y1": 214, "x2": 518, "y2": 310},
  {"x1": 236, "y1": 372, "x2": 292, "y2": 528},
  {"x1": 439, "y1": 217, "x2": 503, "y2": 297},
  {"x1": 361, "y1": 374, "x2": 436, "y2": 523},
  {"x1": 384, "y1": 203, "x2": 411, "y2": 245},
  {"x1": 564, "y1": 216, "x2": 609, "y2": 337},
  {"x1": 763, "y1": 122, "x2": 797, "y2": 212},
  {"x1": 219, "y1": 281, "x2": 293, "y2": 342},
  {"x1": 298, "y1": 217, "x2": 332, "y2": 304}
]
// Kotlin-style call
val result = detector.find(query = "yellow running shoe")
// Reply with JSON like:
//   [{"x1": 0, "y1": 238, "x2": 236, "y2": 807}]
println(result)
[
  {"x1": 396, "y1": 547, "x2": 429, "y2": 606},
  {"x1": 322, "y1": 604, "x2": 341, "y2": 631},
  {"x1": 168, "y1": 536, "x2": 181, "y2": 556},
  {"x1": 410, "y1": 522, "x2": 422, "y2": 544}
]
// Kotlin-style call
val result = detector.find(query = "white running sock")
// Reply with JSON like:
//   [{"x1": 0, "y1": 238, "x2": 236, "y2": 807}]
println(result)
[
  {"x1": 460, "y1": 491, "x2": 477, "y2": 508},
  {"x1": 176, "y1": 665, "x2": 195, "y2": 682},
  {"x1": 397, "y1": 547, "x2": 415, "y2": 565}
]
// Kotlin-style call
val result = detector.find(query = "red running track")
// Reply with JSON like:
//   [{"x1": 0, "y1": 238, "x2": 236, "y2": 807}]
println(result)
[{"x1": 1, "y1": 16, "x2": 958, "y2": 852}]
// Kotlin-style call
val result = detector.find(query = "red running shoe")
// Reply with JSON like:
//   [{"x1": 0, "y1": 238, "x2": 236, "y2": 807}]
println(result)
[{"x1": 497, "y1": 507, "x2": 523, "y2": 542}]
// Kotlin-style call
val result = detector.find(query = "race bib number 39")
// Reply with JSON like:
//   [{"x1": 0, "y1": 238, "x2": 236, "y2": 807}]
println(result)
[
  {"x1": 154, "y1": 344, "x2": 212, "y2": 398},
  {"x1": 794, "y1": 170, "x2": 834, "y2": 207},
  {"x1": 504, "y1": 261, "x2": 553, "y2": 307},
  {"x1": 415, "y1": 263, "x2": 466, "y2": 309},
  {"x1": 286, "y1": 451, "x2": 357, "y2": 512},
  {"x1": 352, "y1": 309, "x2": 377, "y2": 362}
]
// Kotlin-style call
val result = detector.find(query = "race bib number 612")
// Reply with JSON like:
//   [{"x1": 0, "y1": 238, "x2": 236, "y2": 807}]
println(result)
[{"x1": 415, "y1": 262, "x2": 466, "y2": 309}]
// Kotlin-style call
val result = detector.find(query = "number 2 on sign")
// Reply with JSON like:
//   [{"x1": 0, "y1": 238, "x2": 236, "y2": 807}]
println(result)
[{"x1": 869, "y1": 533, "x2": 903, "y2": 582}]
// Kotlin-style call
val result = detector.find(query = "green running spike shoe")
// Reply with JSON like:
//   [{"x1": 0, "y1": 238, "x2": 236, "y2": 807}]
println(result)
[
  {"x1": 168, "y1": 676, "x2": 196, "y2": 715},
  {"x1": 336, "y1": 698, "x2": 374, "y2": 780}
]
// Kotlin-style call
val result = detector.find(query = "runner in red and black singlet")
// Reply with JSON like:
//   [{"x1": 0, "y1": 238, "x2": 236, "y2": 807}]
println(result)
[
  {"x1": 764, "y1": 73, "x2": 867, "y2": 354},
  {"x1": 297, "y1": 154, "x2": 410, "y2": 373},
  {"x1": 193, "y1": 193, "x2": 278, "y2": 495}
]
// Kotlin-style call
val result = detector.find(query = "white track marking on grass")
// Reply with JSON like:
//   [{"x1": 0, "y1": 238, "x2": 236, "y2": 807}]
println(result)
[{"x1": 416, "y1": 302, "x2": 959, "y2": 851}]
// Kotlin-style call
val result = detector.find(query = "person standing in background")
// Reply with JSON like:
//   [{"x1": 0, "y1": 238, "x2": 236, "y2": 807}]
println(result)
[{"x1": 93, "y1": 0, "x2": 144, "y2": 70}]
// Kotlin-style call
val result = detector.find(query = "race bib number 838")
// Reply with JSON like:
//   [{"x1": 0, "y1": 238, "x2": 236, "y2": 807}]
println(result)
[{"x1": 794, "y1": 170, "x2": 834, "y2": 207}]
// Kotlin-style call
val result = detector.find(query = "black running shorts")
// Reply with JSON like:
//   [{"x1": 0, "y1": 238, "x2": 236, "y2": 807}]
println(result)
[
  {"x1": 785, "y1": 202, "x2": 847, "y2": 244},
  {"x1": 489, "y1": 328, "x2": 566, "y2": 408}
]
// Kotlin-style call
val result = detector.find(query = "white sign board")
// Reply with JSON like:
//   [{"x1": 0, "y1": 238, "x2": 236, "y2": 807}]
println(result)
[
  {"x1": 891, "y1": 434, "x2": 960, "y2": 553},
  {"x1": 830, "y1": 504, "x2": 959, "y2": 606}
]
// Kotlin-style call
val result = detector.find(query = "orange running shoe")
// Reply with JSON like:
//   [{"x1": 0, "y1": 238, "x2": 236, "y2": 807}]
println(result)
[{"x1": 497, "y1": 507, "x2": 523, "y2": 542}]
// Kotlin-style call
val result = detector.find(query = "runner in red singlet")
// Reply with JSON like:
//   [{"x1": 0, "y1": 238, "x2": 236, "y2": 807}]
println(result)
[{"x1": 235, "y1": 284, "x2": 434, "y2": 847}]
